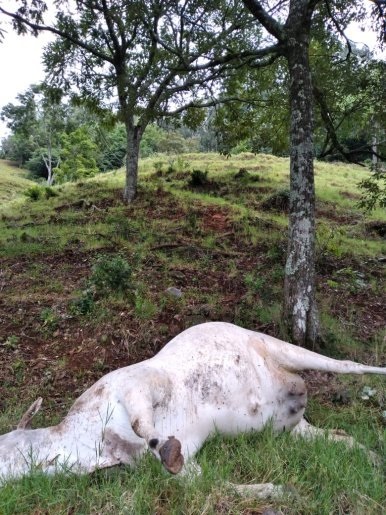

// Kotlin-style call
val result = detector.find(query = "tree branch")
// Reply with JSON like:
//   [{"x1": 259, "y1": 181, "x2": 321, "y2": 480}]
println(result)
[
  {"x1": 323, "y1": 0, "x2": 353, "y2": 61},
  {"x1": 0, "y1": 6, "x2": 113, "y2": 63},
  {"x1": 313, "y1": 84, "x2": 357, "y2": 162},
  {"x1": 241, "y1": 0, "x2": 284, "y2": 41}
]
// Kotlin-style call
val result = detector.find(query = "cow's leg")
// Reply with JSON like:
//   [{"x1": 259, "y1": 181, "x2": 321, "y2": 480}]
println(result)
[
  {"x1": 291, "y1": 418, "x2": 379, "y2": 465},
  {"x1": 123, "y1": 390, "x2": 184, "y2": 474}
]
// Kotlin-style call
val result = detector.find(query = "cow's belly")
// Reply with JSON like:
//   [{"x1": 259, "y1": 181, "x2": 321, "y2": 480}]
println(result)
[{"x1": 153, "y1": 361, "x2": 307, "y2": 457}]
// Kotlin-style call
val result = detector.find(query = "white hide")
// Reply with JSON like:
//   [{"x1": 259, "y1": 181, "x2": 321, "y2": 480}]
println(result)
[{"x1": 1, "y1": 322, "x2": 385, "y2": 483}]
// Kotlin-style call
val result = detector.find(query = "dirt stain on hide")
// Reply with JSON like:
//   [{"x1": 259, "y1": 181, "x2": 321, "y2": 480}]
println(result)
[
  {"x1": 93, "y1": 385, "x2": 105, "y2": 397},
  {"x1": 184, "y1": 363, "x2": 227, "y2": 404}
]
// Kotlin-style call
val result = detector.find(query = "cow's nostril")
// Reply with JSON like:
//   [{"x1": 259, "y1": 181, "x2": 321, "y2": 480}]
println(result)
[{"x1": 149, "y1": 438, "x2": 159, "y2": 449}]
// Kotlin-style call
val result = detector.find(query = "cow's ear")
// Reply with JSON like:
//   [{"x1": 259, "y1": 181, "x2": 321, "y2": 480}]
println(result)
[{"x1": 17, "y1": 397, "x2": 43, "y2": 429}]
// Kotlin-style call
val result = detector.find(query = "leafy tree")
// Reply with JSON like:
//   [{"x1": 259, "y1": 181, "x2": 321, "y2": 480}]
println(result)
[
  {"x1": 0, "y1": 0, "x2": 259, "y2": 202},
  {"x1": 55, "y1": 127, "x2": 99, "y2": 183},
  {"x1": 213, "y1": 30, "x2": 385, "y2": 162},
  {"x1": 310, "y1": 33, "x2": 385, "y2": 163},
  {"x1": 213, "y1": 58, "x2": 290, "y2": 155},
  {"x1": 139, "y1": 124, "x2": 164, "y2": 158},
  {"x1": 97, "y1": 123, "x2": 127, "y2": 171},
  {"x1": 25, "y1": 146, "x2": 61, "y2": 178},
  {"x1": 0, "y1": 132, "x2": 36, "y2": 166},
  {"x1": 0, "y1": 87, "x2": 38, "y2": 165},
  {"x1": 358, "y1": 168, "x2": 386, "y2": 212},
  {"x1": 1, "y1": 84, "x2": 66, "y2": 183}
]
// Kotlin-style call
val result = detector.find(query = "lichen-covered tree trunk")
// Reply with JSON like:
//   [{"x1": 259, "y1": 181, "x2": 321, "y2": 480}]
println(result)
[
  {"x1": 123, "y1": 124, "x2": 142, "y2": 203},
  {"x1": 283, "y1": 21, "x2": 319, "y2": 347}
]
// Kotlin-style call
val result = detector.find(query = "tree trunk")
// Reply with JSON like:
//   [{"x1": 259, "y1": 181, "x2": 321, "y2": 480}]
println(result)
[
  {"x1": 283, "y1": 21, "x2": 319, "y2": 347},
  {"x1": 372, "y1": 120, "x2": 379, "y2": 169},
  {"x1": 123, "y1": 124, "x2": 142, "y2": 203}
]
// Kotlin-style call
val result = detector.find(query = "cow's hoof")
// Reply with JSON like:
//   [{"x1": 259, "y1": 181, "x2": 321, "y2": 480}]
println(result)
[{"x1": 159, "y1": 436, "x2": 184, "y2": 474}]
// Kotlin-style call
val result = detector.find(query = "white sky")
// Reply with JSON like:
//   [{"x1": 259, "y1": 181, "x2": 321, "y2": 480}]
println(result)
[{"x1": 0, "y1": 7, "x2": 384, "y2": 140}]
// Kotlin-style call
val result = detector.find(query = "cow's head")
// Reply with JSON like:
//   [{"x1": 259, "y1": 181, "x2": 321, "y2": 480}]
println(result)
[{"x1": 0, "y1": 398, "x2": 51, "y2": 483}]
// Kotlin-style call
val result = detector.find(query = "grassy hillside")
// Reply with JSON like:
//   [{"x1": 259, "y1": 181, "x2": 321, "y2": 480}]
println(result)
[
  {"x1": 0, "y1": 160, "x2": 35, "y2": 203},
  {"x1": 0, "y1": 153, "x2": 385, "y2": 514}
]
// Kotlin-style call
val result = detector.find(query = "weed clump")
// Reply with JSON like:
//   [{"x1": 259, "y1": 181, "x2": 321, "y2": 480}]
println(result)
[
  {"x1": 90, "y1": 254, "x2": 133, "y2": 295},
  {"x1": 70, "y1": 288, "x2": 95, "y2": 316},
  {"x1": 153, "y1": 161, "x2": 165, "y2": 174},
  {"x1": 189, "y1": 169, "x2": 208, "y2": 187},
  {"x1": 234, "y1": 168, "x2": 250, "y2": 180},
  {"x1": 40, "y1": 307, "x2": 59, "y2": 331},
  {"x1": 24, "y1": 185, "x2": 44, "y2": 201},
  {"x1": 24, "y1": 185, "x2": 59, "y2": 201},
  {"x1": 69, "y1": 255, "x2": 134, "y2": 317},
  {"x1": 260, "y1": 188, "x2": 290, "y2": 212}
]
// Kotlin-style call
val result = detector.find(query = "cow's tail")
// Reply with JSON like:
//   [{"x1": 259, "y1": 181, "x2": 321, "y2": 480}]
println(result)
[{"x1": 256, "y1": 333, "x2": 386, "y2": 375}]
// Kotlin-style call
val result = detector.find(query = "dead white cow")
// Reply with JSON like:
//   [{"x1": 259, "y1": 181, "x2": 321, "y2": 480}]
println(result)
[{"x1": 0, "y1": 322, "x2": 385, "y2": 492}]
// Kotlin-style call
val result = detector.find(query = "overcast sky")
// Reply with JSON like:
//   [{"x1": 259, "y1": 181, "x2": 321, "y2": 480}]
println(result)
[{"x1": 0, "y1": 10, "x2": 383, "y2": 140}]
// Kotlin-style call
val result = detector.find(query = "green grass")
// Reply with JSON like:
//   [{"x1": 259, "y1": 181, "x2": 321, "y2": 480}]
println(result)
[
  {"x1": 0, "y1": 424, "x2": 384, "y2": 514},
  {"x1": 0, "y1": 160, "x2": 36, "y2": 203},
  {"x1": 0, "y1": 152, "x2": 385, "y2": 513}
]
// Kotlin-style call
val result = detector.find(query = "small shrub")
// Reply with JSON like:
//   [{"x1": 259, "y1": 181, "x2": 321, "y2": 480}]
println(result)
[
  {"x1": 20, "y1": 232, "x2": 34, "y2": 243},
  {"x1": 3, "y1": 335, "x2": 19, "y2": 349},
  {"x1": 90, "y1": 254, "x2": 133, "y2": 295},
  {"x1": 234, "y1": 168, "x2": 250, "y2": 180},
  {"x1": 167, "y1": 162, "x2": 176, "y2": 174},
  {"x1": 70, "y1": 288, "x2": 95, "y2": 316},
  {"x1": 244, "y1": 272, "x2": 265, "y2": 293},
  {"x1": 186, "y1": 208, "x2": 199, "y2": 232},
  {"x1": 266, "y1": 241, "x2": 286, "y2": 264},
  {"x1": 358, "y1": 168, "x2": 386, "y2": 212},
  {"x1": 189, "y1": 169, "x2": 208, "y2": 187},
  {"x1": 24, "y1": 185, "x2": 44, "y2": 201},
  {"x1": 134, "y1": 294, "x2": 158, "y2": 319},
  {"x1": 260, "y1": 189, "x2": 290, "y2": 212},
  {"x1": 40, "y1": 307, "x2": 59, "y2": 331}
]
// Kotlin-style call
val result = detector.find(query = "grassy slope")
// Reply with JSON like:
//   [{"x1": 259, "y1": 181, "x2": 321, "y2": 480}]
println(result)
[
  {"x1": 0, "y1": 153, "x2": 385, "y2": 514},
  {"x1": 0, "y1": 160, "x2": 35, "y2": 203}
]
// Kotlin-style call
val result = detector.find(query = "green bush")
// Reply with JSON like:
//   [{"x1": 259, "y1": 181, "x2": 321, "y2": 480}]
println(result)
[
  {"x1": 189, "y1": 169, "x2": 208, "y2": 187},
  {"x1": 55, "y1": 127, "x2": 99, "y2": 183},
  {"x1": 24, "y1": 185, "x2": 44, "y2": 201},
  {"x1": 23, "y1": 185, "x2": 59, "y2": 201},
  {"x1": 70, "y1": 288, "x2": 95, "y2": 316},
  {"x1": 89, "y1": 254, "x2": 133, "y2": 295},
  {"x1": 39, "y1": 307, "x2": 59, "y2": 331}
]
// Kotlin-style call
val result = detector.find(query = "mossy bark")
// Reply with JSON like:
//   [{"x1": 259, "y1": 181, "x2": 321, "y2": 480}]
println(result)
[
  {"x1": 283, "y1": 4, "x2": 319, "y2": 347},
  {"x1": 123, "y1": 123, "x2": 142, "y2": 203}
]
